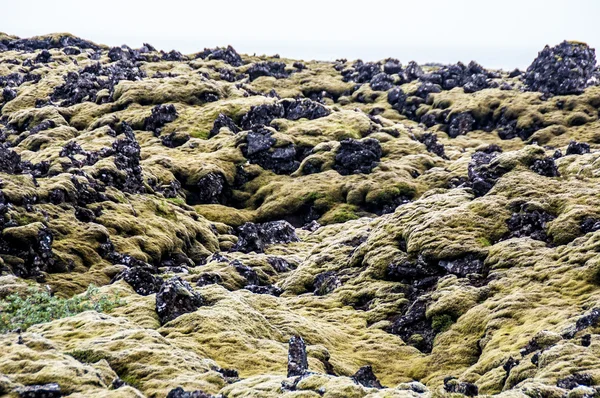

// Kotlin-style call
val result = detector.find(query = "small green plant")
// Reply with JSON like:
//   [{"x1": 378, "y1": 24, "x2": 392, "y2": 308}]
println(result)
[{"x1": 0, "y1": 285, "x2": 123, "y2": 333}]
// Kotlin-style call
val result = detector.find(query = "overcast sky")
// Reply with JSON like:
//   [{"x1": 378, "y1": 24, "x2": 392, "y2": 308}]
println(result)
[{"x1": 4, "y1": 0, "x2": 600, "y2": 69}]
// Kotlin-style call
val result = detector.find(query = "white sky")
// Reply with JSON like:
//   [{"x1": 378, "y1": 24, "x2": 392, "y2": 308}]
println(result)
[{"x1": 4, "y1": 0, "x2": 600, "y2": 69}]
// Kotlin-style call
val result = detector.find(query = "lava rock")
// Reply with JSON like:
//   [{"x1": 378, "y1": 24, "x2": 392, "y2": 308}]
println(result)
[
  {"x1": 98, "y1": 122, "x2": 144, "y2": 194},
  {"x1": 333, "y1": 138, "x2": 382, "y2": 175},
  {"x1": 447, "y1": 112, "x2": 476, "y2": 138},
  {"x1": 241, "y1": 128, "x2": 301, "y2": 174},
  {"x1": 143, "y1": 104, "x2": 178, "y2": 135},
  {"x1": 239, "y1": 103, "x2": 285, "y2": 130},
  {"x1": 524, "y1": 41, "x2": 597, "y2": 96},
  {"x1": 438, "y1": 254, "x2": 485, "y2": 277},
  {"x1": 166, "y1": 387, "x2": 212, "y2": 398},
  {"x1": 581, "y1": 217, "x2": 600, "y2": 234},
  {"x1": 370, "y1": 73, "x2": 394, "y2": 91},
  {"x1": 247, "y1": 62, "x2": 289, "y2": 81},
  {"x1": 557, "y1": 374, "x2": 593, "y2": 390},
  {"x1": 281, "y1": 98, "x2": 330, "y2": 121},
  {"x1": 530, "y1": 157, "x2": 559, "y2": 177},
  {"x1": 162, "y1": 50, "x2": 186, "y2": 61},
  {"x1": 230, "y1": 259, "x2": 260, "y2": 285},
  {"x1": 51, "y1": 60, "x2": 145, "y2": 106},
  {"x1": 155, "y1": 276, "x2": 204, "y2": 325},
  {"x1": 191, "y1": 172, "x2": 228, "y2": 205},
  {"x1": 231, "y1": 220, "x2": 299, "y2": 253},
  {"x1": 210, "y1": 114, "x2": 240, "y2": 137},
  {"x1": 467, "y1": 149, "x2": 507, "y2": 197},
  {"x1": 383, "y1": 58, "x2": 402, "y2": 74},
  {"x1": 390, "y1": 297, "x2": 436, "y2": 352},
  {"x1": 161, "y1": 131, "x2": 190, "y2": 148},
  {"x1": 313, "y1": 271, "x2": 341, "y2": 295},
  {"x1": 352, "y1": 366, "x2": 383, "y2": 389},
  {"x1": 566, "y1": 140, "x2": 591, "y2": 155},
  {"x1": 197, "y1": 45, "x2": 243, "y2": 67},
  {"x1": 3, "y1": 87, "x2": 17, "y2": 102},
  {"x1": 245, "y1": 284, "x2": 283, "y2": 296},
  {"x1": 16, "y1": 383, "x2": 62, "y2": 398},
  {"x1": 113, "y1": 267, "x2": 162, "y2": 296},
  {"x1": 444, "y1": 377, "x2": 478, "y2": 397},
  {"x1": 417, "y1": 133, "x2": 446, "y2": 158},
  {"x1": 575, "y1": 308, "x2": 600, "y2": 333},
  {"x1": 33, "y1": 50, "x2": 52, "y2": 64},
  {"x1": 287, "y1": 335, "x2": 308, "y2": 377},
  {"x1": 506, "y1": 207, "x2": 555, "y2": 242}
]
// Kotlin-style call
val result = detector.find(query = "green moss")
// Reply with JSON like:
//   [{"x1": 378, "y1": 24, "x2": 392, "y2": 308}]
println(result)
[
  {"x1": 67, "y1": 349, "x2": 108, "y2": 364},
  {"x1": 431, "y1": 314, "x2": 454, "y2": 333}
]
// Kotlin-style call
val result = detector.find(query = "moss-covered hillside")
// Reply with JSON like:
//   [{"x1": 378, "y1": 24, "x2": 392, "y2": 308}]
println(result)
[{"x1": 1, "y1": 33, "x2": 600, "y2": 398}]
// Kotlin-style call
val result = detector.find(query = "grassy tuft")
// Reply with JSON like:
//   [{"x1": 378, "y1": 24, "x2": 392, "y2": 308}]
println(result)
[{"x1": 0, "y1": 285, "x2": 123, "y2": 333}]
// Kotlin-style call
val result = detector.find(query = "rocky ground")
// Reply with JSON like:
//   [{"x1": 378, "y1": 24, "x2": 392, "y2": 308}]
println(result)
[{"x1": 0, "y1": 33, "x2": 599, "y2": 397}]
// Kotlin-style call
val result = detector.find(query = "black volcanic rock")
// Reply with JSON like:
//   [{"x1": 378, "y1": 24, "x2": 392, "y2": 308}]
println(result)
[
  {"x1": 524, "y1": 41, "x2": 597, "y2": 95},
  {"x1": 287, "y1": 335, "x2": 308, "y2": 377},
  {"x1": 156, "y1": 277, "x2": 204, "y2": 324},
  {"x1": 232, "y1": 221, "x2": 299, "y2": 253},
  {"x1": 334, "y1": 138, "x2": 382, "y2": 175}
]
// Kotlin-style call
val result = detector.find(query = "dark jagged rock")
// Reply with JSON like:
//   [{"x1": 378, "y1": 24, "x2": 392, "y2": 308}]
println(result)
[
  {"x1": 161, "y1": 131, "x2": 190, "y2": 148},
  {"x1": 1, "y1": 34, "x2": 99, "y2": 52},
  {"x1": 98, "y1": 123, "x2": 144, "y2": 194},
  {"x1": 241, "y1": 128, "x2": 301, "y2": 174},
  {"x1": 230, "y1": 259, "x2": 260, "y2": 285},
  {"x1": 566, "y1": 140, "x2": 591, "y2": 155},
  {"x1": 467, "y1": 149, "x2": 507, "y2": 197},
  {"x1": 245, "y1": 284, "x2": 283, "y2": 296},
  {"x1": 239, "y1": 103, "x2": 285, "y2": 130},
  {"x1": 16, "y1": 383, "x2": 62, "y2": 398},
  {"x1": 231, "y1": 220, "x2": 299, "y2": 253},
  {"x1": 524, "y1": 41, "x2": 597, "y2": 96},
  {"x1": 420, "y1": 61, "x2": 493, "y2": 92},
  {"x1": 387, "y1": 87, "x2": 408, "y2": 112},
  {"x1": 444, "y1": 377, "x2": 478, "y2": 397},
  {"x1": 186, "y1": 172, "x2": 229, "y2": 205},
  {"x1": 196, "y1": 273, "x2": 223, "y2": 287},
  {"x1": 155, "y1": 276, "x2": 204, "y2": 325},
  {"x1": 447, "y1": 112, "x2": 476, "y2": 138},
  {"x1": 438, "y1": 254, "x2": 485, "y2": 277},
  {"x1": 557, "y1": 373, "x2": 593, "y2": 390},
  {"x1": 581, "y1": 217, "x2": 600, "y2": 234},
  {"x1": 508, "y1": 69, "x2": 522, "y2": 78},
  {"x1": 390, "y1": 297, "x2": 435, "y2": 353},
  {"x1": 51, "y1": 60, "x2": 145, "y2": 106},
  {"x1": 197, "y1": 45, "x2": 243, "y2": 67},
  {"x1": 383, "y1": 58, "x2": 402, "y2": 75},
  {"x1": 416, "y1": 133, "x2": 446, "y2": 158},
  {"x1": 62, "y1": 46, "x2": 81, "y2": 55},
  {"x1": 352, "y1": 366, "x2": 383, "y2": 389},
  {"x1": 162, "y1": 50, "x2": 186, "y2": 61},
  {"x1": 0, "y1": 143, "x2": 25, "y2": 173},
  {"x1": 333, "y1": 138, "x2": 382, "y2": 175},
  {"x1": 210, "y1": 114, "x2": 240, "y2": 137},
  {"x1": 3, "y1": 87, "x2": 17, "y2": 102},
  {"x1": 166, "y1": 387, "x2": 212, "y2": 398},
  {"x1": 574, "y1": 308, "x2": 600, "y2": 333},
  {"x1": 1, "y1": 224, "x2": 55, "y2": 279},
  {"x1": 281, "y1": 98, "x2": 330, "y2": 121},
  {"x1": 287, "y1": 335, "x2": 308, "y2": 377},
  {"x1": 582, "y1": 334, "x2": 592, "y2": 347},
  {"x1": 33, "y1": 50, "x2": 52, "y2": 64},
  {"x1": 143, "y1": 104, "x2": 178, "y2": 135},
  {"x1": 530, "y1": 157, "x2": 559, "y2": 177},
  {"x1": 112, "y1": 267, "x2": 162, "y2": 296},
  {"x1": 505, "y1": 207, "x2": 555, "y2": 242},
  {"x1": 247, "y1": 62, "x2": 289, "y2": 81},
  {"x1": 369, "y1": 73, "x2": 394, "y2": 91},
  {"x1": 313, "y1": 271, "x2": 341, "y2": 296}
]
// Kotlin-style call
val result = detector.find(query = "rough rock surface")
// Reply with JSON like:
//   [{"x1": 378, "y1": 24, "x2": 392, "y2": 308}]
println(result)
[{"x1": 1, "y1": 33, "x2": 600, "y2": 398}]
